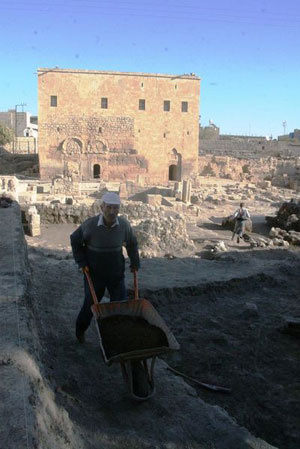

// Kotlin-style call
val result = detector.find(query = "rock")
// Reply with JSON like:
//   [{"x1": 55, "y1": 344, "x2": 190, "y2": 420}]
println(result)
[
  {"x1": 269, "y1": 227, "x2": 288, "y2": 239},
  {"x1": 267, "y1": 201, "x2": 300, "y2": 231},
  {"x1": 272, "y1": 238, "x2": 289, "y2": 247},
  {"x1": 286, "y1": 214, "x2": 299, "y2": 227},
  {"x1": 269, "y1": 227, "x2": 278, "y2": 238},
  {"x1": 243, "y1": 302, "x2": 259, "y2": 317},
  {"x1": 214, "y1": 241, "x2": 227, "y2": 252}
]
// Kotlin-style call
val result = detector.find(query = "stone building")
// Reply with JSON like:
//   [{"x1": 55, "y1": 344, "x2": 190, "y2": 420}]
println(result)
[{"x1": 38, "y1": 68, "x2": 200, "y2": 184}]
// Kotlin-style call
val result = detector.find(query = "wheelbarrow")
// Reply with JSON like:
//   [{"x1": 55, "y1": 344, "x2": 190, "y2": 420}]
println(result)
[{"x1": 84, "y1": 269, "x2": 180, "y2": 401}]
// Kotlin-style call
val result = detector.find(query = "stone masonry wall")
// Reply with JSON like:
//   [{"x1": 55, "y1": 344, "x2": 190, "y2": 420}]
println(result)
[
  {"x1": 199, "y1": 137, "x2": 300, "y2": 159},
  {"x1": 31, "y1": 201, "x2": 195, "y2": 257},
  {"x1": 5, "y1": 137, "x2": 38, "y2": 154}
]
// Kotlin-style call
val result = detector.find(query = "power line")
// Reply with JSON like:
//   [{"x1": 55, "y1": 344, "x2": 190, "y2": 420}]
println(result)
[{"x1": 0, "y1": 1, "x2": 300, "y2": 27}]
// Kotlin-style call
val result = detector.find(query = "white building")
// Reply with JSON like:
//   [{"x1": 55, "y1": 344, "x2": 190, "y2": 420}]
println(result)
[{"x1": 0, "y1": 110, "x2": 38, "y2": 138}]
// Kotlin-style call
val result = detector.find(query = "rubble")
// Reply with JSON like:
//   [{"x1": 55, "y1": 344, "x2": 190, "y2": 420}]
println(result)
[
  {"x1": 133, "y1": 214, "x2": 195, "y2": 258},
  {"x1": 266, "y1": 200, "x2": 300, "y2": 231}
]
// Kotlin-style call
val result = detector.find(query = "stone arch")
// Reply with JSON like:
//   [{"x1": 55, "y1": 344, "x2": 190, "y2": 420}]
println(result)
[
  {"x1": 87, "y1": 139, "x2": 108, "y2": 154},
  {"x1": 168, "y1": 148, "x2": 182, "y2": 181},
  {"x1": 93, "y1": 164, "x2": 101, "y2": 179},
  {"x1": 61, "y1": 137, "x2": 83, "y2": 155}
]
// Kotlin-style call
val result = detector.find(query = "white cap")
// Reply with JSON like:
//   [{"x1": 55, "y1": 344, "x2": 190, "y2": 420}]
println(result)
[{"x1": 101, "y1": 192, "x2": 121, "y2": 205}]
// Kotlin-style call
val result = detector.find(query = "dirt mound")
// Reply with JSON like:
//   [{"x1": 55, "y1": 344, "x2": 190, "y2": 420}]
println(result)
[{"x1": 0, "y1": 148, "x2": 38, "y2": 175}]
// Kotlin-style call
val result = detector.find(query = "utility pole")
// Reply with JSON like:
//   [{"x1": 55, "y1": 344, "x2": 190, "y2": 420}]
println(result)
[
  {"x1": 14, "y1": 103, "x2": 27, "y2": 153},
  {"x1": 282, "y1": 121, "x2": 287, "y2": 136}
]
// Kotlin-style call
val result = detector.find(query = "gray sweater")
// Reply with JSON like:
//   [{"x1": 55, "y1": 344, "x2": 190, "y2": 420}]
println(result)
[{"x1": 70, "y1": 215, "x2": 140, "y2": 281}]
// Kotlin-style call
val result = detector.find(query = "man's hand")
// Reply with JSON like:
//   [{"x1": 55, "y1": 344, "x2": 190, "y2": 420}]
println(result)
[
  {"x1": 130, "y1": 266, "x2": 138, "y2": 273},
  {"x1": 81, "y1": 266, "x2": 89, "y2": 273}
]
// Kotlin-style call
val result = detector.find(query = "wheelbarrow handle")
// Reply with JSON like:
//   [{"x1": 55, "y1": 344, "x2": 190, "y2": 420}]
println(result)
[
  {"x1": 83, "y1": 268, "x2": 99, "y2": 305},
  {"x1": 133, "y1": 270, "x2": 139, "y2": 300}
]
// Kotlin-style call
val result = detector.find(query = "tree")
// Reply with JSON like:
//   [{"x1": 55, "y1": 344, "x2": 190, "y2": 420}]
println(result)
[{"x1": 0, "y1": 123, "x2": 14, "y2": 146}]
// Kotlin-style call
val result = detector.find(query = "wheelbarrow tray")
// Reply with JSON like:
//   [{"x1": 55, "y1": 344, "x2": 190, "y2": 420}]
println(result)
[{"x1": 92, "y1": 299, "x2": 180, "y2": 365}]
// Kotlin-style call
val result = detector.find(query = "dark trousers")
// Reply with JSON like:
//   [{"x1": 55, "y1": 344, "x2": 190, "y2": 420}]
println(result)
[
  {"x1": 233, "y1": 218, "x2": 246, "y2": 238},
  {"x1": 76, "y1": 275, "x2": 126, "y2": 333}
]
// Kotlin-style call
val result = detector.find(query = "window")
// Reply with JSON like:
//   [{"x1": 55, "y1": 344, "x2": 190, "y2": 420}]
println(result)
[
  {"x1": 181, "y1": 101, "x2": 188, "y2": 112},
  {"x1": 163, "y1": 100, "x2": 170, "y2": 111},
  {"x1": 139, "y1": 99, "x2": 145, "y2": 110},
  {"x1": 101, "y1": 97, "x2": 108, "y2": 109},
  {"x1": 50, "y1": 96, "x2": 57, "y2": 107}
]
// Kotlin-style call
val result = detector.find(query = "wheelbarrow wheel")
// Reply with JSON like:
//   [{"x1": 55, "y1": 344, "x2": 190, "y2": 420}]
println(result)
[{"x1": 131, "y1": 361, "x2": 149, "y2": 398}]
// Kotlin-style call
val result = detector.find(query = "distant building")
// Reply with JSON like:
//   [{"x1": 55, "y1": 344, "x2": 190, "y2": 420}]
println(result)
[
  {"x1": 0, "y1": 110, "x2": 38, "y2": 138},
  {"x1": 199, "y1": 124, "x2": 220, "y2": 140},
  {"x1": 38, "y1": 68, "x2": 200, "y2": 183},
  {"x1": 278, "y1": 129, "x2": 300, "y2": 142}
]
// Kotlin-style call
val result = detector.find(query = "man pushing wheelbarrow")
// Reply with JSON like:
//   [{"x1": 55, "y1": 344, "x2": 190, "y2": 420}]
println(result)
[
  {"x1": 70, "y1": 192, "x2": 179, "y2": 400},
  {"x1": 231, "y1": 202, "x2": 251, "y2": 244},
  {"x1": 70, "y1": 192, "x2": 140, "y2": 344}
]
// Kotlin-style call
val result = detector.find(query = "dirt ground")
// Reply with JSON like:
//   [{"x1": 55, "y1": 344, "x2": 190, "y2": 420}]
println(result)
[{"x1": 22, "y1": 187, "x2": 300, "y2": 449}]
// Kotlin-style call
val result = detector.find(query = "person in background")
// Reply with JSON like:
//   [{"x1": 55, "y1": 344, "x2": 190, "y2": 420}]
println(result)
[
  {"x1": 70, "y1": 192, "x2": 140, "y2": 343},
  {"x1": 231, "y1": 202, "x2": 251, "y2": 243}
]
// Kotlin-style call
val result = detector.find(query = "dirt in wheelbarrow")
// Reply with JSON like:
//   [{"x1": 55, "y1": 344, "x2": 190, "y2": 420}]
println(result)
[{"x1": 99, "y1": 315, "x2": 168, "y2": 359}]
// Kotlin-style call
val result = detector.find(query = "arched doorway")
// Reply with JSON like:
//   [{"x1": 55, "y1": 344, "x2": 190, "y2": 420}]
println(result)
[
  {"x1": 169, "y1": 164, "x2": 177, "y2": 181},
  {"x1": 93, "y1": 164, "x2": 101, "y2": 179}
]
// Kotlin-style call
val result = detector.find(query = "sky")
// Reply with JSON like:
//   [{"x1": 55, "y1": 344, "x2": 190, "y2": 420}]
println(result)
[{"x1": 0, "y1": 0, "x2": 299, "y2": 138}]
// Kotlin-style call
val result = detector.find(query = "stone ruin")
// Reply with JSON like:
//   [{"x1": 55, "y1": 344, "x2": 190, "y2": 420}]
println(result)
[
  {"x1": 197, "y1": 155, "x2": 300, "y2": 191},
  {"x1": 27, "y1": 199, "x2": 195, "y2": 258},
  {"x1": 264, "y1": 200, "x2": 300, "y2": 247},
  {"x1": 0, "y1": 175, "x2": 18, "y2": 198},
  {"x1": 266, "y1": 200, "x2": 300, "y2": 231}
]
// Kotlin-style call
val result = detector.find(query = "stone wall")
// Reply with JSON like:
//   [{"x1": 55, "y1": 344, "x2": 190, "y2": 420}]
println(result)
[
  {"x1": 38, "y1": 68, "x2": 200, "y2": 184},
  {"x1": 199, "y1": 137, "x2": 300, "y2": 159},
  {"x1": 33, "y1": 201, "x2": 165, "y2": 224},
  {"x1": 30, "y1": 201, "x2": 195, "y2": 257},
  {"x1": 5, "y1": 137, "x2": 38, "y2": 154}
]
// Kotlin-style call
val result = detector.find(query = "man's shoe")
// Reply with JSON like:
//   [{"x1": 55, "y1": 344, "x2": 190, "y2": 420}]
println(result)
[
  {"x1": 237, "y1": 237, "x2": 240, "y2": 244},
  {"x1": 76, "y1": 330, "x2": 85, "y2": 344}
]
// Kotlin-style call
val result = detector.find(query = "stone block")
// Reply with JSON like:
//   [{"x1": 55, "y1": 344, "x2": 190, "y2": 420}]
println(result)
[
  {"x1": 29, "y1": 224, "x2": 40, "y2": 237},
  {"x1": 146, "y1": 194, "x2": 162, "y2": 206},
  {"x1": 18, "y1": 191, "x2": 37, "y2": 204},
  {"x1": 29, "y1": 214, "x2": 40, "y2": 226},
  {"x1": 258, "y1": 180, "x2": 272, "y2": 189}
]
